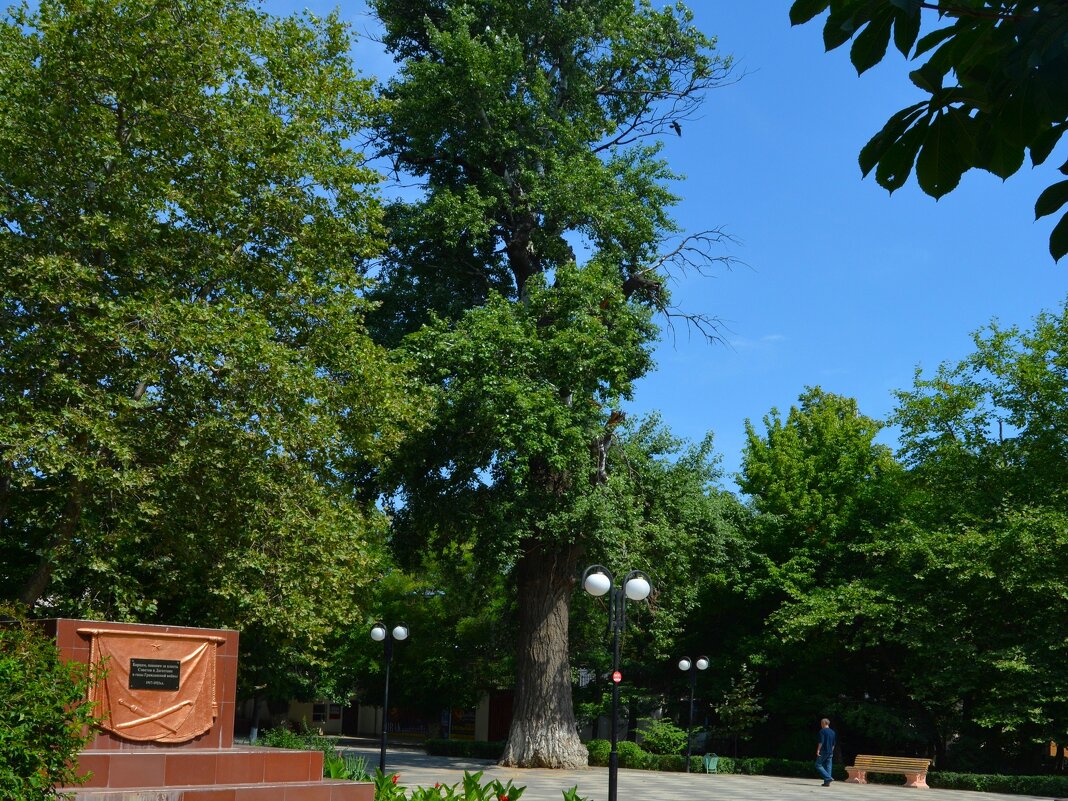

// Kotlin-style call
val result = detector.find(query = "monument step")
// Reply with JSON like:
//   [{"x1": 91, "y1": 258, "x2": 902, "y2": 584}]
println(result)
[
  {"x1": 66, "y1": 778, "x2": 373, "y2": 800},
  {"x1": 74, "y1": 747, "x2": 325, "y2": 788}
]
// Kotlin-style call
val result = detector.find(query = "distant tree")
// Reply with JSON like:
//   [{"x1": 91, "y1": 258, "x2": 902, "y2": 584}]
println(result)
[
  {"x1": 739, "y1": 386, "x2": 900, "y2": 570},
  {"x1": 713, "y1": 663, "x2": 766, "y2": 757},
  {"x1": 736, "y1": 388, "x2": 910, "y2": 757},
  {"x1": 894, "y1": 296, "x2": 1068, "y2": 510},
  {"x1": 0, "y1": 0, "x2": 420, "y2": 700},
  {"x1": 885, "y1": 297, "x2": 1068, "y2": 766},
  {"x1": 370, "y1": 0, "x2": 735, "y2": 768},
  {"x1": 569, "y1": 418, "x2": 744, "y2": 744},
  {"x1": 790, "y1": 1, "x2": 1068, "y2": 259},
  {"x1": 751, "y1": 300, "x2": 1068, "y2": 767}
]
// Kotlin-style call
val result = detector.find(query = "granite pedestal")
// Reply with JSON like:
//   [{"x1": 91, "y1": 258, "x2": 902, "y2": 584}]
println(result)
[{"x1": 49, "y1": 619, "x2": 371, "y2": 801}]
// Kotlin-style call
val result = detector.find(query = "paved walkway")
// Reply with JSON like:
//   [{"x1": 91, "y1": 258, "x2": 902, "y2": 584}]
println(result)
[{"x1": 336, "y1": 744, "x2": 1061, "y2": 801}]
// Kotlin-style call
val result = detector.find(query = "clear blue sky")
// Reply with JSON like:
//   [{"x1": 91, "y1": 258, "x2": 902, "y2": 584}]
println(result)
[
  {"x1": 634, "y1": 4, "x2": 1068, "y2": 486},
  {"x1": 271, "y1": 1, "x2": 1068, "y2": 487}
]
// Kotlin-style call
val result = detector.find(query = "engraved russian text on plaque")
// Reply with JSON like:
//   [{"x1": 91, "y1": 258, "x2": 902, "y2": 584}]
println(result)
[
  {"x1": 129, "y1": 658, "x2": 181, "y2": 690},
  {"x1": 82, "y1": 628, "x2": 221, "y2": 742}
]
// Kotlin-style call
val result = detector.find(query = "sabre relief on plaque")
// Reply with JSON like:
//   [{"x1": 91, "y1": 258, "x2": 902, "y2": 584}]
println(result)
[{"x1": 81, "y1": 628, "x2": 223, "y2": 743}]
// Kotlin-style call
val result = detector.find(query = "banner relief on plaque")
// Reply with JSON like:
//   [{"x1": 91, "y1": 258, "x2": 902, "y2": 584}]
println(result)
[{"x1": 82, "y1": 628, "x2": 223, "y2": 743}]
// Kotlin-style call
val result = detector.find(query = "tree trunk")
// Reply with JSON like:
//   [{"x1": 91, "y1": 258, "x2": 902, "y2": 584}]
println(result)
[
  {"x1": 19, "y1": 480, "x2": 86, "y2": 606},
  {"x1": 499, "y1": 540, "x2": 587, "y2": 768}
]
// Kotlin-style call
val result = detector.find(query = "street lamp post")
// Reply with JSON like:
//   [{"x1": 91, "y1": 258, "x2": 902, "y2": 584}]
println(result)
[
  {"x1": 370, "y1": 622, "x2": 409, "y2": 774},
  {"x1": 677, "y1": 655, "x2": 709, "y2": 772},
  {"x1": 581, "y1": 565, "x2": 652, "y2": 801}
]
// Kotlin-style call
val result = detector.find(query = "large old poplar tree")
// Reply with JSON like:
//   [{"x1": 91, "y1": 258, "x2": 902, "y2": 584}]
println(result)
[{"x1": 369, "y1": 0, "x2": 733, "y2": 767}]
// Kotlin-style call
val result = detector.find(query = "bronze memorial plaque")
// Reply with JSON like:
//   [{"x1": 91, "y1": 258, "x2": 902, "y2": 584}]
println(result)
[{"x1": 81, "y1": 627, "x2": 223, "y2": 743}]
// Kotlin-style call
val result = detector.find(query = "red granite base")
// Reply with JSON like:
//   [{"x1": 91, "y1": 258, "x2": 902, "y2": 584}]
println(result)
[
  {"x1": 63, "y1": 746, "x2": 373, "y2": 800},
  {"x1": 63, "y1": 751, "x2": 371, "y2": 798},
  {"x1": 74, "y1": 746, "x2": 322, "y2": 789},
  {"x1": 50, "y1": 621, "x2": 373, "y2": 800},
  {"x1": 66, "y1": 779, "x2": 373, "y2": 800}
]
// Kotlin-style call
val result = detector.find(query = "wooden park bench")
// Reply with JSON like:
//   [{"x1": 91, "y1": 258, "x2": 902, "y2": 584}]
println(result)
[{"x1": 845, "y1": 755, "x2": 932, "y2": 789}]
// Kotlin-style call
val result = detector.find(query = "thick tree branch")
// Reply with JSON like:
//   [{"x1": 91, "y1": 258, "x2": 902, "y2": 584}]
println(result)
[{"x1": 19, "y1": 479, "x2": 86, "y2": 606}]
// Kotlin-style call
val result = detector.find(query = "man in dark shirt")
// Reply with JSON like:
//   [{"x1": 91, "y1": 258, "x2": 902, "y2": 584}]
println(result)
[{"x1": 816, "y1": 718, "x2": 836, "y2": 786}]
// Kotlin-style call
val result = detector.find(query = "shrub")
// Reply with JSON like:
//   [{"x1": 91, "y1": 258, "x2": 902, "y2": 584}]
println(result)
[
  {"x1": 0, "y1": 606, "x2": 99, "y2": 801},
  {"x1": 260, "y1": 726, "x2": 308, "y2": 750},
  {"x1": 653, "y1": 754, "x2": 686, "y2": 772},
  {"x1": 260, "y1": 722, "x2": 335, "y2": 756},
  {"x1": 927, "y1": 772, "x2": 1068, "y2": 796},
  {"x1": 637, "y1": 718, "x2": 688, "y2": 755},
  {"x1": 585, "y1": 739, "x2": 610, "y2": 766},
  {"x1": 615, "y1": 740, "x2": 649, "y2": 769},
  {"x1": 583, "y1": 740, "x2": 701, "y2": 772},
  {"x1": 324, "y1": 751, "x2": 371, "y2": 781}
]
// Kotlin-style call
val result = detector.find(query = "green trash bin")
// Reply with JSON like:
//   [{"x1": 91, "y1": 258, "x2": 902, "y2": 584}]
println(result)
[{"x1": 703, "y1": 753, "x2": 719, "y2": 773}]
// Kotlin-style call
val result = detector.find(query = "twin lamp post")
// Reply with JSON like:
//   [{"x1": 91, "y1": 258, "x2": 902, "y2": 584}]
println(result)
[
  {"x1": 583, "y1": 564, "x2": 710, "y2": 796},
  {"x1": 581, "y1": 564, "x2": 652, "y2": 801},
  {"x1": 369, "y1": 567, "x2": 704, "y2": 794},
  {"x1": 369, "y1": 621, "x2": 409, "y2": 774},
  {"x1": 677, "y1": 654, "x2": 709, "y2": 772}
]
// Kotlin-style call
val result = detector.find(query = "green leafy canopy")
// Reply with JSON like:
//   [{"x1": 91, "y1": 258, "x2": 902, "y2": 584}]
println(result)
[{"x1": 791, "y1": 1, "x2": 1068, "y2": 259}]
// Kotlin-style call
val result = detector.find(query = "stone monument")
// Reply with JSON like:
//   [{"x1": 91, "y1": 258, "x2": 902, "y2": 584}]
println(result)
[{"x1": 49, "y1": 618, "x2": 372, "y2": 801}]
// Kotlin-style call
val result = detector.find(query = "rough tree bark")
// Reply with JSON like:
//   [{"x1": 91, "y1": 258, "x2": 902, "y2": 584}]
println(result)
[{"x1": 499, "y1": 539, "x2": 588, "y2": 768}]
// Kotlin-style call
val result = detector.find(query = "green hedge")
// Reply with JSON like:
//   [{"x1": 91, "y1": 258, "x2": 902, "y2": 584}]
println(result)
[
  {"x1": 584, "y1": 742, "x2": 1068, "y2": 796},
  {"x1": 584, "y1": 741, "x2": 702, "y2": 773},
  {"x1": 928, "y1": 772, "x2": 1068, "y2": 796},
  {"x1": 424, "y1": 739, "x2": 506, "y2": 760}
]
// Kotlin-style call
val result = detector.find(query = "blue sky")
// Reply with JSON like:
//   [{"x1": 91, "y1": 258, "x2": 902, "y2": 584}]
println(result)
[
  {"x1": 631, "y1": 4, "x2": 1068, "y2": 486},
  {"x1": 272, "y1": 1, "x2": 1068, "y2": 486}
]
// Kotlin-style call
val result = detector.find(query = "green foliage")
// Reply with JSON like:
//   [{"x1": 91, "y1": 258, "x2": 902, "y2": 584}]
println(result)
[
  {"x1": 346, "y1": 566, "x2": 515, "y2": 728},
  {"x1": 370, "y1": 0, "x2": 737, "y2": 765},
  {"x1": 729, "y1": 757, "x2": 840, "y2": 779},
  {"x1": 615, "y1": 740, "x2": 651, "y2": 769},
  {"x1": 391, "y1": 771, "x2": 526, "y2": 801},
  {"x1": 713, "y1": 755, "x2": 735, "y2": 774},
  {"x1": 649, "y1": 754, "x2": 704, "y2": 772},
  {"x1": 638, "y1": 718, "x2": 688, "y2": 755},
  {"x1": 740, "y1": 386, "x2": 898, "y2": 565},
  {"x1": 373, "y1": 770, "x2": 406, "y2": 801},
  {"x1": 0, "y1": 0, "x2": 422, "y2": 701},
  {"x1": 0, "y1": 606, "x2": 98, "y2": 801},
  {"x1": 586, "y1": 742, "x2": 836, "y2": 778},
  {"x1": 324, "y1": 752, "x2": 371, "y2": 782},
  {"x1": 584, "y1": 739, "x2": 611, "y2": 766},
  {"x1": 259, "y1": 724, "x2": 335, "y2": 756},
  {"x1": 725, "y1": 298, "x2": 1068, "y2": 768},
  {"x1": 424, "y1": 740, "x2": 507, "y2": 760},
  {"x1": 561, "y1": 788, "x2": 593, "y2": 801},
  {"x1": 713, "y1": 664, "x2": 767, "y2": 743},
  {"x1": 928, "y1": 772, "x2": 1068, "y2": 796},
  {"x1": 789, "y1": 1, "x2": 1068, "y2": 259}
]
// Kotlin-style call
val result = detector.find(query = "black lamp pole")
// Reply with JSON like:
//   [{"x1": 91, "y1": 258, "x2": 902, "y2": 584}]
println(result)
[
  {"x1": 678, "y1": 655, "x2": 709, "y2": 772},
  {"x1": 582, "y1": 565, "x2": 652, "y2": 801},
  {"x1": 370, "y1": 622, "x2": 408, "y2": 774}
]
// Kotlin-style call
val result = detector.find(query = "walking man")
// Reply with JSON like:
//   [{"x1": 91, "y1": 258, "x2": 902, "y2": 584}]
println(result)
[{"x1": 816, "y1": 717, "x2": 836, "y2": 786}]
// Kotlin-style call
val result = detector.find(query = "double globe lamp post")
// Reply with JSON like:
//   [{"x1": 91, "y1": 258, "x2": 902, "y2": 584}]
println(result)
[
  {"x1": 677, "y1": 654, "x2": 709, "y2": 772},
  {"x1": 581, "y1": 565, "x2": 652, "y2": 801},
  {"x1": 370, "y1": 622, "x2": 409, "y2": 774}
]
